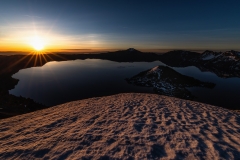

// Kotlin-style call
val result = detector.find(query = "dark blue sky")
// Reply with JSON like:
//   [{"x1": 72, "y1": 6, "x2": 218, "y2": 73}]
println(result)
[{"x1": 1, "y1": 0, "x2": 240, "y2": 51}]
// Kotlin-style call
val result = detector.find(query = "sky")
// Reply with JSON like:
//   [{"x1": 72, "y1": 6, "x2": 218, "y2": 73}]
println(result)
[{"x1": 0, "y1": 0, "x2": 240, "y2": 52}]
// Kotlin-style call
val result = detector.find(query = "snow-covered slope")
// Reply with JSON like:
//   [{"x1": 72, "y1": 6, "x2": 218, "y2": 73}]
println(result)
[
  {"x1": 200, "y1": 50, "x2": 221, "y2": 61},
  {"x1": 200, "y1": 50, "x2": 240, "y2": 62},
  {"x1": 0, "y1": 93, "x2": 239, "y2": 159},
  {"x1": 198, "y1": 50, "x2": 240, "y2": 77}
]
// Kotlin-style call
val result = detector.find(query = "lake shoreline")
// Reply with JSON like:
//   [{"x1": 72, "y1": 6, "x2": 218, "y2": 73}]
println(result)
[{"x1": 0, "y1": 51, "x2": 239, "y2": 119}]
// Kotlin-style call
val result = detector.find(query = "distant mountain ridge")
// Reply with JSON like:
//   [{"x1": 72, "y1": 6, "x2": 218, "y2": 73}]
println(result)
[
  {"x1": 160, "y1": 50, "x2": 240, "y2": 78},
  {"x1": 101, "y1": 48, "x2": 240, "y2": 78},
  {"x1": 0, "y1": 48, "x2": 239, "y2": 78},
  {"x1": 95, "y1": 48, "x2": 159, "y2": 62}
]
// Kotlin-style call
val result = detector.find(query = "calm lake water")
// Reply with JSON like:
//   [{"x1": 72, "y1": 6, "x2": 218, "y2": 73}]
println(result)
[{"x1": 10, "y1": 59, "x2": 240, "y2": 109}]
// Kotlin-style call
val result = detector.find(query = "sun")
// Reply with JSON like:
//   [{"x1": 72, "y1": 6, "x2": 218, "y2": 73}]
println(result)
[{"x1": 31, "y1": 36, "x2": 45, "y2": 51}]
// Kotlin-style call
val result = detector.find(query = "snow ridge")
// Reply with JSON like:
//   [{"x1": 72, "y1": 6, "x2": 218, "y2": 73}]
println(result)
[{"x1": 0, "y1": 93, "x2": 239, "y2": 159}]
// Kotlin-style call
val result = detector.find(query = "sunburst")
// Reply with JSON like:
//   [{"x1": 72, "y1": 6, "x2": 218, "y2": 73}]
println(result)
[{"x1": 31, "y1": 36, "x2": 45, "y2": 51}]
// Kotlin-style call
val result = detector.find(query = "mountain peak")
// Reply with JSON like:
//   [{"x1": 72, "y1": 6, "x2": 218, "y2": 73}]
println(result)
[{"x1": 126, "y1": 48, "x2": 139, "y2": 52}]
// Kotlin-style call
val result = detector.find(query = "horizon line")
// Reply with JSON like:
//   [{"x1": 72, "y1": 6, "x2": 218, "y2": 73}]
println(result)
[{"x1": 0, "y1": 48, "x2": 239, "y2": 54}]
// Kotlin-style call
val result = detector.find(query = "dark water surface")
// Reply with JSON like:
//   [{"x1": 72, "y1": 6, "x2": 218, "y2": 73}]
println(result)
[
  {"x1": 174, "y1": 66, "x2": 240, "y2": 109},
  {"x1": 10, "y1": 59, "x2": 240, "y2": 109}
]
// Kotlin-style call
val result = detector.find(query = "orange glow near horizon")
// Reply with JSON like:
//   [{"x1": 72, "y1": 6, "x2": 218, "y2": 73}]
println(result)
[{"x1": 0, "y1": 21, "x2": 119, "y2": 53}]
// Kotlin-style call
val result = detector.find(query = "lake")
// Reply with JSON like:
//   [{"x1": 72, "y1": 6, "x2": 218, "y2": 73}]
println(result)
[{"x1": 10, "y1": 59, "x2": 240, "y2": 110}]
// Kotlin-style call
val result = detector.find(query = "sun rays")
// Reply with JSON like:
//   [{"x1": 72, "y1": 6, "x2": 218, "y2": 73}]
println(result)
[{"x1": 5, "y1": 50, "x2": 68, "y2": 78}]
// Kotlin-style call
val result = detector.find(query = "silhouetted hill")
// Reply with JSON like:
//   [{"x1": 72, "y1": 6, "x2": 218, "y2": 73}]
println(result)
[
  {"x1": 159, "y1": 50, "x2": 200, "y2": 66},
  {"x1": 94, "y1": 48, "x2": 160, "y2": 62}
]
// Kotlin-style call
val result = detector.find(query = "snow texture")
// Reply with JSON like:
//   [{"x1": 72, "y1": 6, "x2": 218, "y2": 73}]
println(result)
[{"x1": 0, "y1": 93, "x2": 239, "y2": 159}]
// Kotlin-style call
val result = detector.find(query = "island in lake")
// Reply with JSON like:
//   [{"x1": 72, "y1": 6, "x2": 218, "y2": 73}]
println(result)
[{"x1": 126, "y1": 65, "x2": 215, "y2": 99}]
